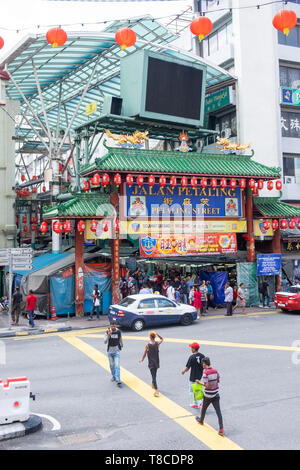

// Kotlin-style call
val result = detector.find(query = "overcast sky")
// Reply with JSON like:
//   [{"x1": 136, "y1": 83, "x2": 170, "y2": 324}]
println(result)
[{"x1": 0, "y1": 0, "x2": 190, "y2": 59}]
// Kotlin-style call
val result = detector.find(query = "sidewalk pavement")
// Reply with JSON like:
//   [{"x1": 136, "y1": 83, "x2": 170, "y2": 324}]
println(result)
[{"x1": 0, "y1": 304, "x2": 277, "y2": 338}]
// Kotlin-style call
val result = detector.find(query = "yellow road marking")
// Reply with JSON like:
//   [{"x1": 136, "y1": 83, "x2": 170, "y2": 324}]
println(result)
[
  {"x1": 199, "y1": 310, "x2": 278, "y2": 320},
  {"x1": 61, "y1": 335, "x2": 242, "y2": 451},
  {"x1": 79, "y1": 333, "x2": 300, "y2": 352},
  {"x1": 12, "y1": 326, "x2": 108, "y2": 341}
]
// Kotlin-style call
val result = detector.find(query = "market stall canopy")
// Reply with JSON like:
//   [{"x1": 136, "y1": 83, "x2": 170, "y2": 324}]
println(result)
[
  {"x1": 0, "y1": 16, "x2": 236, "y2": 135},
  {"x1": 43, "y1": 193, "x2": 114, "y2": 218},
  {"x1": 254, "y1": 197, "x2": 300, "y2": 218},
  {"x1": 80, "y1": 147, "x2": 281, "y2": 178}
]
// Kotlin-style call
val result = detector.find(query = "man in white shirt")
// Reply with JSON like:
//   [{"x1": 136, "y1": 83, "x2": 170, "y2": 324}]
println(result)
[
  {"x1": 224, "y1": 282, "x2": 233, "y2": 316},
  {"x1": 166, "y1": 283, "x2": 175, "y2": 301},
  {"x1": 88, "y1": 284, "x2": 102, "y2": 320}
]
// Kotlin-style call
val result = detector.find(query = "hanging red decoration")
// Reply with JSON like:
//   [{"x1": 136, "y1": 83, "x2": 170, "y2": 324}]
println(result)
[
  {"x1": 32, "y1": 216, "x2": 37, "y2": 224},
  {"x1": 115, "y1": 27, "x2": 136, "y2": 50},
  {"x1": 249, "y1": 179, "x2": 255, "y2": 189},
  {"x1": 210, "y1": 178, "x2": 217, "y2": 189},
  {"x1": 239, "y1": 179, "x2": 246, "y2": 189},
  {"x1": 32, "y1": 175, "x2": 37, "y2": 181},
  {"x1": 58, "y1": 163, "x2": 63, "y2": 173},
  {"x1": 220, "y1": 178, "x2": 227, "y2": 189},
  {"x1": 170, "y1": 176, "x2": 177, "y2": 188},
  {"x1": 252, "y1": 186, "x2": 259, "y2": 196},
  {"x1": 298, "y1": 221, "x2": 300, "y2": 230},
  {"x1": 263, "y1": 220, "x2": 271, "y2": 231},
  {"x1": 272, "y1": 219, "x2": 279, "y2": 231},
  {"x1": 148, "y1": 175, "x2": 155, "y2": 187},
  {"x1": 257, "y1": 180, "x2": 264, "y2": 190},
  {"x1": 230, "y1": 178, "x2": 237, "y2": 190},
  {"x1": 40, "y1": 222, "x2": 48, "y2": 234},
  {"x1": 53, "y1": 221, "x2": 63, "y2": 234},
  {"x1": 272, "y1": 9, "x2": 297, "y2": 36},
  {"x1": 77, "y1": 220, "x2": 86, "y2": 234},
  {"x1": 289, "y1": 219, "x2": 296, "y2": 230},
  {"x1": 126, "y1": 174, "x2": 134, "y2": 187},
  {"x1": 181, "y1": 176, "x2": 188, "y2": 188},
  {"x1": 21, "y1": 174, "x2": 25, "y2": 182},
  {"x1": 280, "y1": 219, "x2": 288, "y2": 230},
  {"x1": 32, "y1": 187, "x2": 37, "y2": 194},
  {"x1": 276, "y1": 180, "x2": 282, "y2": 191},
  {"x1": 31, "y1": 224, "x2": 36, "y2": 232},
  {"x1": 267, "y1": 181, "x2": 274, "y2": 191},
  {"x1": 190, "y1": 16, "x2": 213, "y2": 42},
  {"x1": 102, "y1": 173, "x2": 110, "y2": 188},
  {"x1": 0, "y1": 37, "x2": 4, "y2": 50},
  {"x1": 67, "y1": 173, "x2": 71, "y2": 183},
  {"x1": 200, "y1": 177, "x2": 208, "y2": 188},
  {"x1": 46, "y1": 27, "x2": 68, "y2": 48},
  {"x1": 22, "y1": 216, "x2": 27, "y2": 224},
  {"x1": 83, "y1": 180, "x2": 91, "y2": 193},
  {"x1": 137, "y1": 175, "x2": 144, "y2": 187},
  {"x1": 23, "y1": 225, "x2": 28, "y2": 233},
  {"x1": 115, "y1": 219, "x2": 120, "y2": 232},
  {"x1": 190, "y1": 176, "x2": 197, "y2": 188},
  {"x1": 42, "y1": 185, "x2": 46, "y2": 192},
  {"x1": 63, "y1": 220, "x2": 72, "y2": 234},
  {"x1": 102, "y1": 221, "x2": 109, "y2": 232},
  {"x1": 91, "y1": 173, "x2": 100, "y2": 187},
  {"x1": 114, "y1": 173, "x2": 122, "y2": 188},
  {"x1": 159, "y1": 175, "x2": 166, "y2": 188},
  {"x1": 90, "y1": 219, "x2": 98, "y2": 233}
]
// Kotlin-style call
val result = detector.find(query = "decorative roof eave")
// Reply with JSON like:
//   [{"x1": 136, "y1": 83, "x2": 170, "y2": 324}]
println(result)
[
  {"x1": 254, "y1": 197, "x2": 300, "y2": 218},
  {"x1": 80, "y1": 148, "x2": 281, "y2": 179},
  {"x1": 43, "y1": 193, "x2": 114, "y2": 220}
]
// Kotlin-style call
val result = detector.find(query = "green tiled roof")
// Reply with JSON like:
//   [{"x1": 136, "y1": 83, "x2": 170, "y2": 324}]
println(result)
[
  {"x1": 81, "y1": 148, "x2": 281, "y2": 178},
  {"x1": 254, "y1": 197, "x2": 300, "y2": 217},
  {"x1": 43, "y1": 193, "x2": 113, "y2": 218}
]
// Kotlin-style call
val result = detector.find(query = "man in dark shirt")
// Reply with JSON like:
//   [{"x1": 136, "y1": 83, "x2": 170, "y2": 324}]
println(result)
[
  {"x1": 261, "y1": 279, "x2": 270, "y2": 308},
  {"x1": 181, "y1": 342, "x2": 205, "y2": 409},
  {"x1": 12, "y1": 286, "x2": 22, "y2": 326}
]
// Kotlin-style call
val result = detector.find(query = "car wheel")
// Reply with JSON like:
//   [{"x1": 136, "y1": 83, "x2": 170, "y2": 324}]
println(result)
[
  {"x1": 131, "y1": 319, "x2": 144, "y2": 332},
  {"x1": 180, "y1": 313, "x2": 193, "y2": 326}
]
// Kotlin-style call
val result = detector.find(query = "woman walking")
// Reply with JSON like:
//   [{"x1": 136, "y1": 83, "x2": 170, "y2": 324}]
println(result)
[
  {"x1": 139, "y1": 331, "x2": 163, "y2": 397},
  {"x1": 193, "y1": 286, "x2": 203, "y2": 319}
]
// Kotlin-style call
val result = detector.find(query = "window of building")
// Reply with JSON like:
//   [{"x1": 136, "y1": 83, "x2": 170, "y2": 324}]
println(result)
[
  {"x1": 281, "y1": 111, "x2": 300, "y2": 137},
  {"x1": 202, "y1": 21, "x2": 232, "y2": 57},
  {"x1": 278, "y1": 24, "x2": 300, "y2": 47},
  {"x1": 280, "y1": 66, "x2": 300, "y2": 88},
  {"x1": 215, "y1": 111, "x2": 237, "y2": 138},
  {"x1": 283, "y1": 154, "x2": 300, "y2": 183}
]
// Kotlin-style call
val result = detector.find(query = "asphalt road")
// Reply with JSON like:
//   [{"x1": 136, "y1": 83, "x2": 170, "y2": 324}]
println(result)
[{"x1": 0, "y1": 309, "x2": 300, "y2": 451}]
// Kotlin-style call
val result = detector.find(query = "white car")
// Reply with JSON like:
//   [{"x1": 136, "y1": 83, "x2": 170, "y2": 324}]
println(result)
[{"x1": 108, "y1": 294, "x2": 198, "y2": 331}]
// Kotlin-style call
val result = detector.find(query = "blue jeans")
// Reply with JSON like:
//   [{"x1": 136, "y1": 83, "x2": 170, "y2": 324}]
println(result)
[
  {"x1": 28, "y1": 310, "x2": 35, "y2": 327},
  {"x1": 262, "y1": 293, "x2": 270, "y2": 307},
  {"x1": 108, "y1": 351, "x2": 120, "y2": 382},
  {"x1": 90, "y1": 305, "x2": 100, "y2": 319}
]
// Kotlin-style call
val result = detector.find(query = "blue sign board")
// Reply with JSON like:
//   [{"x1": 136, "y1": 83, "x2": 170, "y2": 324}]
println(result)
[
  {"x1": 126, "y1": 184, "x2": 242, "y2": 219},
  {"x1": 257, "y1": 254, "x2": 282, "y2": 276}
]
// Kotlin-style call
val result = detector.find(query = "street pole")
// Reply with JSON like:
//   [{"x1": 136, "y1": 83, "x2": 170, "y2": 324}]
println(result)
[{"x1": 8, "y1": 250, "x2": 12, "y2": 330}]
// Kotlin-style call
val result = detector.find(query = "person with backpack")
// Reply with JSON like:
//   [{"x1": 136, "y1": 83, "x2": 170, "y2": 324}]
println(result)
[
  {"x1": 139, "y1": 331, "x2": 163, "y2": 397},
  {"x1": 88, "y1": 284, "x2": 102, "y2": 320},
  {"x1": 181, "y1": 342, "x2": 205, "y2": 409},
  {"x1": 104, "y1": 321, "x2": 123, "y2": 387}
]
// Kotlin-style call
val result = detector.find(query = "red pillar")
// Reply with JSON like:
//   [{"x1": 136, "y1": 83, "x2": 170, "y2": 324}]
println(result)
[
  {"x1": 246, "y1": 188, "x2": 255, "y2": 263},
  {"x1": 272, "y1": 222, "x2": 282, "y2": 292},
  {"x1": 75, "y1": 220, "x2": 85, "y2": 317},
  {"x1": 110, "y1": 191, "x2": 120, "y2": 305}
]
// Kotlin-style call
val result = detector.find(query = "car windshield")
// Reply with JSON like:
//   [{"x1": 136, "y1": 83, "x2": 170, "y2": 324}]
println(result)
[
  {"x1": 118, "y1": 297, "x2": 136, "y2": 307},
  {"x1": 290, "y1": 287, "x2": 300, "y2": 294}
]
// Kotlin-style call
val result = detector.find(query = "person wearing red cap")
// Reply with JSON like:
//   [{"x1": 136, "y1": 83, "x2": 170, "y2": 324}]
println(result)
[{"x1": 181, "y1": 342, "x2": 205, "y2": 409}]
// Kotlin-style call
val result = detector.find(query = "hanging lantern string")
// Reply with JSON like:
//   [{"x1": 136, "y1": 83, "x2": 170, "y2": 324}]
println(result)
[{"x1": 0, "y1": 0, "x2": 291, "y2": 33}]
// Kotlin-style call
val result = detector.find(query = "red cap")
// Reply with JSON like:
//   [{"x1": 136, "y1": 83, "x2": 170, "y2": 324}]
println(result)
[{"x1": 189, "y1": 342, "x2": 199, "y2": 350}]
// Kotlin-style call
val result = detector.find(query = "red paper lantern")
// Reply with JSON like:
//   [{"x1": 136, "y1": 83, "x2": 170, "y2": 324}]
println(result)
[
  {"x1": 239, "y1": 179, "x2": 246, "y2": 189},
  {"x1": 91, "y1": 173, "x2": 100, "y2": 186},
  {"x1": 249, "y1": 178, "x2": 255, "y2": 189},
  {"x1": 276, "y1": 180, "x2": 282, "y2": 191},
  {"x1": 115, "y1": 27, "x2": 136, "y2": 50},
  {"x1": 230, "y1": 178, "x2": 237, "y2": 189},
  {"x1": 115, "y1": 219, "x2": 120, "y2": 232},
  {"x1": 40, "y1": 221, "x2": 48, "y2": 234},
  {"x1": 32, "y1": 187, "x2": 37, "y2": 194},
  {"x1": 200, "y1": 177, "x2": 208, "y2": 188},
  {"x1": 263, "y1": 220, "x2": 271, "y2": 231},
  {"x1": 267, "y1": 181, "x2": 274, "y2": 191},
  {"x1": 280, "y1": 219, "x2": 288, "y2": 230},
  {"x1": 252, "y1": 186, "x2": 259, "y2": 196},
  {"x1": 31, "y1": 224, "x2": 36, "y2": 232},
  {"x1": 289, "y1": 219, "x2": 296, "y2": 230},
  {"x1": 32, "y1": 175, "x2": 37, "y2": 181},
  {"x1": 181, "y1": 176, "x2": 188, "y2": 188},
  {"x1": 170, "y1": 176, "x2": 177, "y2": 188},
  {"x1": 257, "y1": 180, "x2": 264, "y2": 190},
  {"x1": 63, "y1": 220, "x2": 72, "y2": 234},
  {"x1": 59, "y1": 163, "x2": 63, "y2": 174},
  {"x1": 21, "y1": 174, "x2": 25, "y2": 182},
  {"x1": 46, "y1": 27, "x2": 68, "y2": 48},
  {"x1": 159, "y1": 175, "x2": 166, "y2": 188},
  {"x1": 102, "y1": 221, "x2": 109, "y2": 232},
  {"x1": 190, "y1": 16, "x2": 213, "y2": 41},
  {"x1": 90, "y1": 219, "x2": 98, "y2": 233},
  {"x1": 53, "y1": 221, "x2": 63, "y2": 234},
  {"x1": 23, "y1": 225, "x2": 28, "y2": 233},
  {"x1": 220, "y1": 178, "x2": 227, "y2": 189},
  {"x1": 126, "y1": 174, "x2": 133, "y2": 187},
  {"x1": 102, "y1": 173, "x2": 110, "y2": 188},
  {"x1": 32, "y1": 216, "x2": 37, "y2": 224},
  {"x1": 210, "y1": 178, "x2": 217, "y2": 189},
  {"x1": 191, "y1": 176, "x2": 197, "y2": 188},
  {"x1": 272, "y1": 219, "x2": 279, "y2": 231},
  {"x1": 42, "y1": 185, "x2": 46, "y2": 192},
  {"x1": 83, "y1": 180, "x2": 91, "y2": 193},
  {"x1": 0, "y1": 37, "x2": 4, "y2": 50},
  {"x1": 114, "y1": 173, "x2": 122, "y2": 187},
  {"x1": 272, "y1": 9, "x2": 297, "y2": 36},
  {"x1": 22, "y1": 216, "x2": 27, "y2": 224},
  {"x1": 77, "y1": 220, "x2": 86, "y2": 234},
  {"x1": 148, "y1": 175, "x2": 155, "y2": 187},
  {"x1": 137, "y1": 175, "x2": 144, "y2": 187}
]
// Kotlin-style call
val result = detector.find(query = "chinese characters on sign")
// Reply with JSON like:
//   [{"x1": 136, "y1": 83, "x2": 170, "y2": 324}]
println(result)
[{"x1": 281, "y1": 111, "x2": 300, "y2": 138}]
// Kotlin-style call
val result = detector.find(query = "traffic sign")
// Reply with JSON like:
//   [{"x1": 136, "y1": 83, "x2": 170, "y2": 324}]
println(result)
[
  {"x1": 12, "y1": 256, "x2": 32, "y2": 264},
  {"x1": 12, "y1": 264, "x2": 33, "y2": 271}
]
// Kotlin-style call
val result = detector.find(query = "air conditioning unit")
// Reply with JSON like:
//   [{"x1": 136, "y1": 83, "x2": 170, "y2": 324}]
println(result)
[{"x1": 284, "y1": 176, "x2": 295, "y2": 184}]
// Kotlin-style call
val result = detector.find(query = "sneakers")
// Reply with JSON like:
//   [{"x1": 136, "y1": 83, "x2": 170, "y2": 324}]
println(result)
[
  {"x1": 154, "y1": 390, "x2": 159, "y2": 397},
  {"x1": 111, "y1": 377, "x2": 116, "y2": 382},
  {"x1": 218, "y1": 428, "x2": 225, "y2": 436},
  {"x1": 117, "y1": 381, "x2": 122, "y2": 387},
  {"x1": 190, "y1": 404, "x2": 198, "y2": 409},
  {"x1": 195, "y1": 416, "x2": 204, "y2": 425}
]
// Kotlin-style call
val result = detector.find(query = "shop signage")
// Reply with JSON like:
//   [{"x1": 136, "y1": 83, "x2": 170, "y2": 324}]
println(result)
[
  {"x1": 85, "y1": 220, "x2": 110, "y2": 239},
  {"x1": 254, "y1": 220, "x2": 274, "y2": 237},
  {"x1": 281, "y1": 87, "x2": 300, "y2": 107},
  {"x1": 205, "y1": 87, "x2": 234, "y2": 113},
  {"x1": 124, "y1": 219, "x2": 247, "y2": 235},
  {"x1": 126, "y1": 184, "x2": 242, "y2": 219},
  {"x1": 139, "y1": 233, "x2": 237, "y2": 257},
  {"x1": 257, "y1": 254, "x2": 281, "y2": 276}
]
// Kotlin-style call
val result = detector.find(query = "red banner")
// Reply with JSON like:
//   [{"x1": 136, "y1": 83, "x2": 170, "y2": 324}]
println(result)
[{"x1": 139, "y1": 233, "x2": 237, "y2": 257}]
